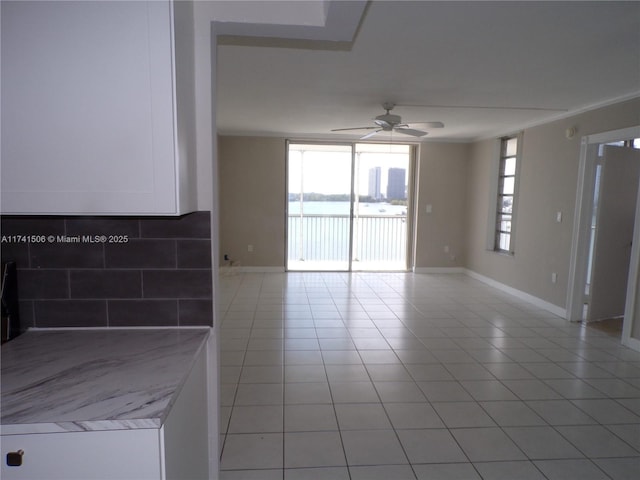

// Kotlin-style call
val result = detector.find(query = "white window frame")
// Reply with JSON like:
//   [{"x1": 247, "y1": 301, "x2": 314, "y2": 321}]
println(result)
[{"x1": 488, "y1": 133, "x2": 523, "y2": 255}]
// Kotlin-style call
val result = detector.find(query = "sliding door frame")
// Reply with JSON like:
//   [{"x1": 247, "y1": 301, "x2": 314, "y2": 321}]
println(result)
[
  {"x1": 285, "y1": 139, "x2": 417, "y2": 272},
  {"x1": 406, "y1": 144, "x2": 418, "y2": 271},
  {"x1": 285, "y1": 140, "x2": 355, "y2": 271}
]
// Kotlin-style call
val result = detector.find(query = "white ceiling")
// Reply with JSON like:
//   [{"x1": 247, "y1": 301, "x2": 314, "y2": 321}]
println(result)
[{"x1": 215, "y1": 1, "x2": 640, "y2": 142}]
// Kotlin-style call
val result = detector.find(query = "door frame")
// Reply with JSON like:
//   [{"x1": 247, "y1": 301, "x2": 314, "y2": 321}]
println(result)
[
  {"x1": 285, "y1": 140, "x2": 354, "y2": 271},
  {"x1": 285, "y1": 140, "x2": 417, "y2": 272},
  {"x1": 351, "y1": 142, "x2": 417, "y2": 272},
  {"x1": 623, "y1": 174, "x2": 640, "y2": 351},
  {"x1": 566, "y1": 126, "x2": 640, "y2": 350}
]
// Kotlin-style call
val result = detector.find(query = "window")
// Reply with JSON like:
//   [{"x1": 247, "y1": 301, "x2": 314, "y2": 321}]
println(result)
[
  {"x1": 495, "y1": 135, "x2": 519, "y2": 253},
  {"x1": 604, "y1": 138, "x2": 640, "y2": 149}
]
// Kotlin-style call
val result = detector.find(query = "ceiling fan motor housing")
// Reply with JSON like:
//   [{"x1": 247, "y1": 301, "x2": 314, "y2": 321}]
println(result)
[{"x1": 375, "y1": 113, "x2": 402, "y2": 129}]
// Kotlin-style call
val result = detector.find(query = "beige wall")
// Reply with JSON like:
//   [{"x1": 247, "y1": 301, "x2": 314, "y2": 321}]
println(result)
[
  {"x1": 218, "y1": 136, "x2": 286, "y2": 267},
  {"x1": 218, "y1": 98, "x2": 639, "y2": 305},
  {"x1": 414, "y1": 143, "x2": 470, "y2": 269},
  {"x1": 218, "y1": 136, "x2": 470, "y2": 270},
  {"x1": 466, "y1": 98, "x2": 640, "y2": 309}
]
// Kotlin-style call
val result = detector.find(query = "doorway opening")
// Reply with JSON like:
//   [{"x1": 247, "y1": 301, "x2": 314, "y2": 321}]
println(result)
[
  {"x1": 286, "y1": 142, "x2": 415, "y2": 271},
  {"x1": 567, "y1": 127, "x2": 640, "y2": 348},
  {"x1": 585, "y1": 142, "x2": 640, "y2": 336}
]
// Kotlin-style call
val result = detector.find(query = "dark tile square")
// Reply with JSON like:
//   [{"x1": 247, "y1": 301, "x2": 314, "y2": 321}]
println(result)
[
  {"x1": 34, "y1": 300, "x2": 107, "y2": 327},
  {"x1": 105, "y1": 239, "x2": 176, "y2": 269},
  {"x1": 19, "y1": 269, "x2": 69, "y2": 299},
  {"x1": 143, "y1": 270, "x2": 212, "y2": 299},
  {"x1": 30, "y1": 242, "x2": 104, "y2": 268},
  {"x1": 70, "y1": 270, "x2": 141, "y2": 299},
  {"x1": 17, "y1": 300, "x2": 35, "y2": 332},
  {"x1": 177, "y1": 240, "x2": 212, "y2": 268},
  {"x1": 0, "y1": 243, "x2": 30, "y2": 268},
  {"x1": 0, "y1": 216, "x2": 66, "y2": 236},
  {"x1": 108, "y1": 300, "x2": 178, "y2": 326},
  {"x1": 179, "y1": 299, "x2": 213, "y2": 326}
]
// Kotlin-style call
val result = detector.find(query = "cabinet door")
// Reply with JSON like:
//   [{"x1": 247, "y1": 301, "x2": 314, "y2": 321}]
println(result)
[
  {"x1": 1, "y1": 429, "x2": 162, "y2": 479},
  {"x1": 1, "y1": 1, "x2": 180, "y2": 215}
]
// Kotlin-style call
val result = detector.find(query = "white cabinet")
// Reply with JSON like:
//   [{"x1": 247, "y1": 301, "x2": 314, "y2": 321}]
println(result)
[
  {"x1": 1, "y1": 429, "x2": 163, "y2": 480},
  {"x1": 1, "y1": 341, "x2": 211, "y2": 480},
  {"x1": 0, "y1": 0, "x2": 197, "y2": 215}
]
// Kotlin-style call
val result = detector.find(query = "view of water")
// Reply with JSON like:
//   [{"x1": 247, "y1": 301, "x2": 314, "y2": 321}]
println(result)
[{"x1": 288, "y1": 201, "x2": 407, "y2": 216}]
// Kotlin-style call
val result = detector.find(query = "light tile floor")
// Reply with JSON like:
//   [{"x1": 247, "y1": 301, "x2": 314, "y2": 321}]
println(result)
[{"x1": 218, "y1": 272, "x2": 640, "y2": 480}]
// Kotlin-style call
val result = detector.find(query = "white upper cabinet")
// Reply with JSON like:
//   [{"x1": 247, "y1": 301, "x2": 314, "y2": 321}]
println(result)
[{"x1": 1, "y1": 0, "x2": 197, "y2": 215}]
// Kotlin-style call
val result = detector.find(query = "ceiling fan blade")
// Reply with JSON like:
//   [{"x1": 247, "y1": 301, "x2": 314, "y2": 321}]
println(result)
[
  {"x1": 331, "y1": 126, "x2": 377, "y2": 132},
  {"x1": 360, "y1": 129, "x2": 382, "y2": 140},
  {"x1": 411, "y1": 121, "x2": 444, "y2": 129},
  {"x1": 374, "y1": 119, "x2": 393, "y2": 129},
  {"x1": 394, "y1": 127, "x2": 427, "y2": 137}
]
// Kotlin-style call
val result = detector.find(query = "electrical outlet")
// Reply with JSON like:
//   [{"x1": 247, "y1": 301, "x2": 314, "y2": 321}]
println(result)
[
  {"x1": 248, "y1": 244, "x2": 254, "y2": 253},
  {"x1": 551, "y1": 272, "x2": 557, "y2": 283},
  {"x1": 444, "y1": 245, "x2": 450, "y2": 253}
]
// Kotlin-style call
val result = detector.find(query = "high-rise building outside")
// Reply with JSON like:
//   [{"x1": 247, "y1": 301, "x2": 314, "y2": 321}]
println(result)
[
  {"x1": 368, "y1": 167, "x2": 382, "y2": 200},
  {"x1": 387, "y1": 168, "x2": 406, "y2": 200}
]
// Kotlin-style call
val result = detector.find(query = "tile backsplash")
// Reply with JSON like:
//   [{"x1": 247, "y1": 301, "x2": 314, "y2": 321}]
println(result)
[{"x1": 1, "y1": 212, "x2": 213, "y2": 329}]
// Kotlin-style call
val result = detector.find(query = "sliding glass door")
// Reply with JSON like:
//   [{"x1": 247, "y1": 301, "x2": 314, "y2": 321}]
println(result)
[
  {"x1": 287, "y1": 142, "x2": 413, "y2": 271},
  {"x1": 352, "y1": 144, "x2": 411, "y2": 270},
  {"x1": 287, "y1": 144, "x2": 353, "y2": 271}
]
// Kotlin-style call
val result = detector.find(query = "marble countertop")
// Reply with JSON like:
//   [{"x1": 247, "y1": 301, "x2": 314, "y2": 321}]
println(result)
[{"x1": 0, "y1": 327, "x2": 210, "y2": 435}]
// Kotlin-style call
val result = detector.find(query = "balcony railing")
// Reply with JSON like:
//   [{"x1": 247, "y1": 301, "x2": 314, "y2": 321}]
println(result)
[{"x1": 287, "y1": 214, "x2": 407, "y2": 269}]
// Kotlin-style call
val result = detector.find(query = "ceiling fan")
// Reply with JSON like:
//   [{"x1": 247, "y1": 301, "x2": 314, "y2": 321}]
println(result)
[{"x1": 331, "y1": 102, "x2": 444, "y2": 139}]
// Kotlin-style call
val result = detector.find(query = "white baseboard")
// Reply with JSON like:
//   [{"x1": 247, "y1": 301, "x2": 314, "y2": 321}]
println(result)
[
  {"x1": 218, "y1": 265, "x2": 567, "y2": 318},
  {"x1": 464, "y1": 269, "x2": 567, "y2": 318},
  {"x1": 413, "y1": 267, "x2": 466, "y2": 274}
]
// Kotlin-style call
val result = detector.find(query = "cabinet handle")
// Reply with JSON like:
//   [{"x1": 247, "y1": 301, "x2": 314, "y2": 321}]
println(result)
[{"x1": 6, "y1": 449, "x2": 24, "y2": 467}]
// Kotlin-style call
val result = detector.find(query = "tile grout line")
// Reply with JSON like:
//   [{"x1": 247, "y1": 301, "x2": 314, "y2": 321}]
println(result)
[{"x1": 218, "y1": 272, "x2": 640, "y2": 478}]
